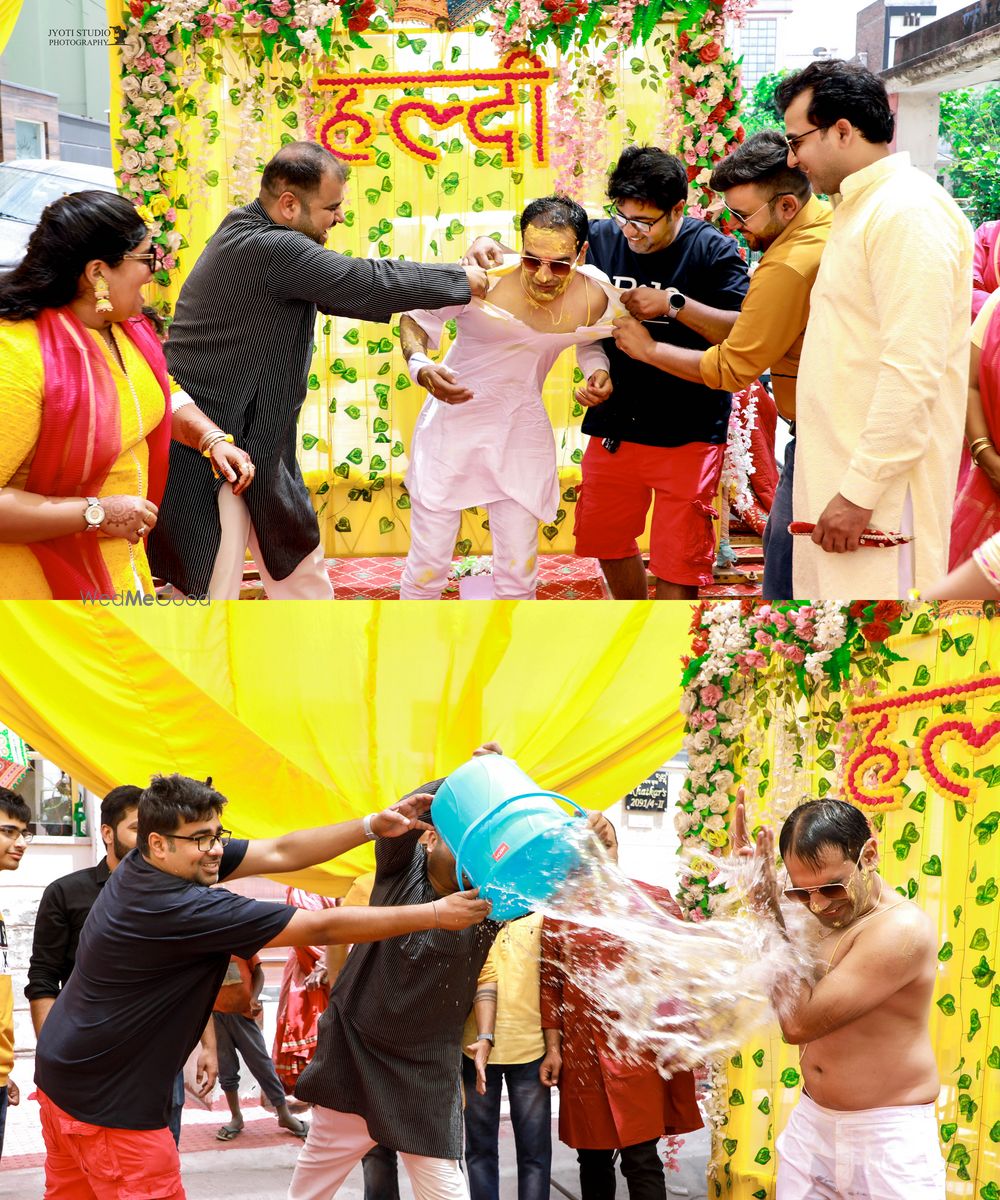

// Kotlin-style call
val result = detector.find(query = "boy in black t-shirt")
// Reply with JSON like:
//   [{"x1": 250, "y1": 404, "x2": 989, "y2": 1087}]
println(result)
[
  {"x1": 467, "y1": 147, "x2": 748, "y2": 599},
  {"x1": 34, "y1": 774, "x2": 489, "y2": 1199}
]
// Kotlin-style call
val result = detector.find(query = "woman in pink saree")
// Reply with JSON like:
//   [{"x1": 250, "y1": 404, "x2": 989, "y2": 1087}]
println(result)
[
  {"x1": 949, "y1": 291, "x2": 1000, "y2": 568},
  {"x1": 272, "y1": 887, "x2": 336, "y2": 1090}
]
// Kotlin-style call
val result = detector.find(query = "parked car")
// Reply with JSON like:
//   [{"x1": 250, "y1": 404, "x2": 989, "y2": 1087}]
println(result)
[{"x1": 0, "y1": 158, "x2": 117, "y2": 272}]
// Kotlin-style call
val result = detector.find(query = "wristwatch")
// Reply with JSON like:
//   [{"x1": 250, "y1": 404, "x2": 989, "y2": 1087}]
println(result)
[
  {"x1": 82, "y1": 497, "x2": 105, "y2": 533},
  {"x1": 477, "y1": 1032, "x2": 495, "y2": 1044},
  {"x1": 666, "y1": 290, "x2": 686, "y2": 319}
]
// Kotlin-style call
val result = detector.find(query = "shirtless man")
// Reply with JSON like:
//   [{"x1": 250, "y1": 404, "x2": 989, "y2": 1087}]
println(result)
[
  {"x1": 399, "y1": 194, "x2": 615, "y2": 600},
  {"x1": 734, "y1": 797, "x2": 943, "y2": 1200}
]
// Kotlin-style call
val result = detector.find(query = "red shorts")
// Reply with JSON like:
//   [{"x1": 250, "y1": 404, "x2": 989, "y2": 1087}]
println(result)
[
  {"x1": 573, "y1": 438, "x2": 724, "y2": 586},
  {"x1": 38, "y1": 1091, "x2": 186, "y2": 1200}
]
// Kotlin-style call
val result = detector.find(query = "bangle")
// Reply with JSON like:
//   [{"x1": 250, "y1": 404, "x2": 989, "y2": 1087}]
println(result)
[
  {"x1": 201, "y1": 435, "x2": 233, "y2": 458},
  {"x1": 973, "y1": 536, "x2": 1000, "y2": 593},
  {"x1": 198, "y1": 428, "x2": 227, "y2": 453},
  {"x1": 968, "y1": 435, "x2": 992, "y2": 452},
  {"x1": 362, "y1": 813, "x2": 376, "y2": 841},
  {"x1": 971, "y1": 439, "x2": 995, "y2": 466},
  {"x1": 432, "y1": 900, "x2": 439, "y2": 928}
]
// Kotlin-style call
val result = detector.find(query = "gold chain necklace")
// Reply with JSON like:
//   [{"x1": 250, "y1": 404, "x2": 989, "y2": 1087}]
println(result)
[
  {"x1": 799, "y1": 882, "x2": 905, "y2": 1065},
  {"x1": 518, "y1": 270, "x2": 568, "y2": 328}
]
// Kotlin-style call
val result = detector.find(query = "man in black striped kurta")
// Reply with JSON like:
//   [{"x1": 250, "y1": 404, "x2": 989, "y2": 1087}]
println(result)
[
  {"x1": 148, "y1": 142, "x2": 486, "y2": 599},
  {"x1": 291, "y1": 780, "x2": 499, "y2": 1200}
]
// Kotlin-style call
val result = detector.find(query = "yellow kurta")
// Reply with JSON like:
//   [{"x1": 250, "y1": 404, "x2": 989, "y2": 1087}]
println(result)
[
  {"x1": 793, "y1": 152, "x2": 973, "y2": 597},
  {"x1": 0, "y1": 319, "x2": 166, "y2": 599}
]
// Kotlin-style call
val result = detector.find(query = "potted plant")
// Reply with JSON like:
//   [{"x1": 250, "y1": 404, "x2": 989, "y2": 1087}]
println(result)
[{"x1": 451, "y1": 555, "x2": 495, "y2": 600}]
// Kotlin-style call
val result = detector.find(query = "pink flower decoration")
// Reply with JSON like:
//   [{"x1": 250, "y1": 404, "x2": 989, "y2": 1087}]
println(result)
[
  {"x1": 262, "y1": 17, "x2": 280, "y2": 33},
  {"x1": 134, "y1": 52, "x2": 154, "y2": 71},
  {"x1": 694, "y1": 87, "x2": 710, "y2": 102},
  {"x1": 244, "y1": 9, "x2": 264, "y2": 25},
  {"x1": 214, "y1": 13, "x2": 235, "y2": 30},
  {"x1": 163, "y1": 253, "x2": 177, "y2": 270},
  {"x1": 700, "y1": 683, "x2": 723, "y2": 707},
  {"x1": 166, "y1": 207, "x2": 177, "y2": 222},
  {"x1": 224, "y1": 0, "x2": 241, "y2": 8},
  {"x1": 270, "y1": 0, "x2": 291, "y2": 14},
  {"x1": 684, "y1": 149, "x2": 698, "y2": 165},
  {"x1": 755, "y1": 630, "x2": 773, "y2": 647},
  {"x1": 150, "y1": 34, "x2": 170, "y2": 53}
]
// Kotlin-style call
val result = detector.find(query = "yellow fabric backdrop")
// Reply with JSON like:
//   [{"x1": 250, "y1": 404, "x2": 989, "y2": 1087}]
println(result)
[
  {"x1": 717, "y1": 611, "x2": 1000, "y2": 1200},
  {"x1": 0, "y1": 0, "x2": 22, "y2": 55},
  {"x1": 105, "y1": 7, "x2": 671, "y2": 556},
  {"x1": 0, "y1": 600, "x2": 688, "y2": 891}
]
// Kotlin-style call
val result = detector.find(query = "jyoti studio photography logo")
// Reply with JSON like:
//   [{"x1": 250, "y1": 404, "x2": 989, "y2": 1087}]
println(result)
[{"x1": 48, "y1": 26, "x2": 128, "y2": 48}]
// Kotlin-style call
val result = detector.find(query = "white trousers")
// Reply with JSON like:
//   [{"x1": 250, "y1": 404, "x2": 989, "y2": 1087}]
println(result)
[
  {"x1": 206, "y1": 482, "x2": 334, "y2": 601},
  {"x1": 776, "y1": 1093, "x2": 945, "y2": 1200},
  {"x1": 400, "y1": 494, "x2": 540, "y2": 600},
  {"x1": 287, "y1": 1105, "x2": 469, "y2": 1200}
]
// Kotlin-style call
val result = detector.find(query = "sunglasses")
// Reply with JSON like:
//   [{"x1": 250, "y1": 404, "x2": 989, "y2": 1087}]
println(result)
[
  {"x1": 606, "y1": 205, "x2": 668, "y2": 235},
  {"x1": 783, "y1": 844, "x2": 867, "y2": 904},
  {"x1": 124, "y1": 246, "x2": 166, "y2": 271},
  {"x1": 520, "y1": 254, "x2": 577, "y2": 278},
  {"x1": 0, "y1": 824, "x2": 32, "y2": 843},
  {"x1": 169, "y1": 829, "x2": 233, "y2": 852}
]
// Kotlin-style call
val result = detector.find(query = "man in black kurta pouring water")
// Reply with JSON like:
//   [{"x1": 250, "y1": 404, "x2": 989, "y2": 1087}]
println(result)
[{"x1": 149, "y1": 141, "x2": 487, "y2": 599}]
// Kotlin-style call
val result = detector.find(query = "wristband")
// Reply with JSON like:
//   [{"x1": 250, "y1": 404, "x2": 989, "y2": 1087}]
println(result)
[
  {"x1": 362, "y1": 813, "x2": 377, "y2": 840},
  {"x1": 407, "y1": 353, "x2": 436, "y2": 387},
  {"x1": 476, "y1": 1032, "x2": 495, "y2": 1044}
]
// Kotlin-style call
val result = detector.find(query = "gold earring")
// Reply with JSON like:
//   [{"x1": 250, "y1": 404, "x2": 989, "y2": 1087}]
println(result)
[{"x1": 94, "y1": 272, "x2": 112, "y2": 314}]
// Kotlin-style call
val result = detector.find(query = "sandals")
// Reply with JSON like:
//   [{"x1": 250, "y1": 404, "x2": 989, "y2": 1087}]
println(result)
[{"x1": 216, "y1": 1123, "x2": 243, "y2": 1141}]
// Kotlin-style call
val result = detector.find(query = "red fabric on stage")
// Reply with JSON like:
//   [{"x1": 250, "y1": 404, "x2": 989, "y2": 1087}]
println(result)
[
  {"x1": 38, "y1": 1091, "x2": 185, "y2": 1200},
  {"x1": 272, "y1": 887, "x2": 335, "y2": 1090}
]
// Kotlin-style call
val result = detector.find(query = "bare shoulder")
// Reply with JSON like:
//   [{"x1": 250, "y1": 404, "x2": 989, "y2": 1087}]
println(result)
[{"x1": 861, "y1": 899, "x2": 936, "y2": 955}]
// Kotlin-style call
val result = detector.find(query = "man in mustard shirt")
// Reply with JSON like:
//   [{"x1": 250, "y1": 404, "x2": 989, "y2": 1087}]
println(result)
[
  {"x1": 462, "y1": 912, "x2": 549, "y2": 1200},
  {"x1": 610, "y1": 130, "x2": 832, "y2": 599},
  {"x1": 777, "y1": 58, "x2": 972, "y2": 597},
  {"x1": 0, "y1": 786, "x2": 31, "y2": 1159}
]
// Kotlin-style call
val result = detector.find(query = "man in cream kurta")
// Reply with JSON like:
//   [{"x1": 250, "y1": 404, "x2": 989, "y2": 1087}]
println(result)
[{"x1": 777, "y1": 60, "x2": 973, "y2": 598}]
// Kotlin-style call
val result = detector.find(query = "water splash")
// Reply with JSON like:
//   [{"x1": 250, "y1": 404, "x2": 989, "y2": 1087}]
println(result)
[{"x1": 488, "y1": 823, "x2": 816, "y2": 1078}]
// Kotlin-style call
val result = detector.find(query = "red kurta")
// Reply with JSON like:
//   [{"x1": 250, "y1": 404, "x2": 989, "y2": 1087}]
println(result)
[{"x1": 540, "y1": 881, "x2": 703, "y2": 1151}]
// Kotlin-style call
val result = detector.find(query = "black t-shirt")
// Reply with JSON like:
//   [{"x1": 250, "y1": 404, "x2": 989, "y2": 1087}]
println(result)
[
  {"x1": 583, "y1": 218, "x2": 749, "y2": 447},
  {"x1": 34, "y1": 841, "x2": 295, "y2": 1129}
]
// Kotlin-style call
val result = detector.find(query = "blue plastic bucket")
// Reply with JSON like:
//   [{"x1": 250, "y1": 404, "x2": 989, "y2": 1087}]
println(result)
[{"x1": 431, "y1": 756, "x2": 586, "y2": 919}]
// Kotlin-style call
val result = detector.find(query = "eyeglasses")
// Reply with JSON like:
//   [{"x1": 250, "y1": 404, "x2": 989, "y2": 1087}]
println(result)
[
  {"x1": 783, "y1": 845, "x2": 866, "y2": 905},
  {"x1": 784, "y1": 126, "x2": 825, "y2": 154},
  {"x1": 606, "y1": 206, "x2": 668, "y2": 235},
  {"x1": 169, "y1": 829, "x2": 233, "y2": 852},
  {"x1": 726, "y1": 192, "x2": 795, "y2": 229},
  {"x1": 123, "y1": 246, "x2": 166, "y2": 271},
  {"x1": 0, "y1": 824, "x2": 32, "y2": 843},
  {"x1": 520, "y1": 254, "x2": 577, "y2": 278}
]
